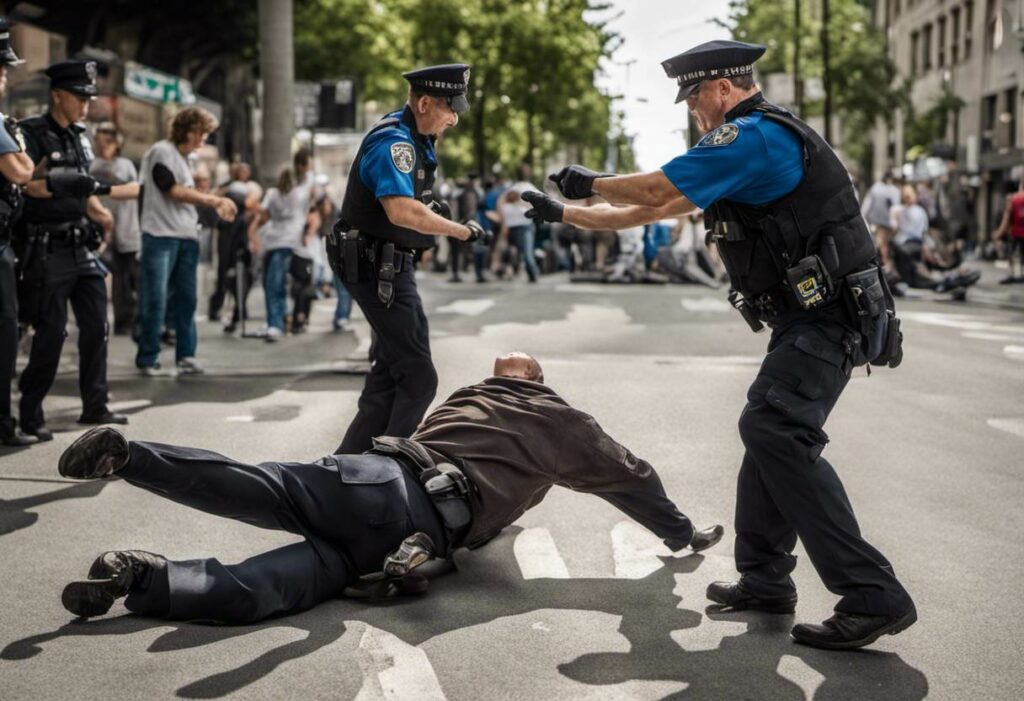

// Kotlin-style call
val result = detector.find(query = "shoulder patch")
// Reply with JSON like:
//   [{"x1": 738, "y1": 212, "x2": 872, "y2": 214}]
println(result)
[
  {"x1": 698, "y1": 123, "x2": 740, "y2": 148},
  {"x1": 390, "y1": 142, "x2": 415, "y2": 174}
]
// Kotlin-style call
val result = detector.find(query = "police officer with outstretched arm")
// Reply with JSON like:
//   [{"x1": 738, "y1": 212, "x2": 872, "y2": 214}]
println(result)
[
  {"x1": 523, "y1": 40, "x2": 916, "y2": 651},
  {"x1": 14, "y1": 61, "x2": 138, "y2": 441},
  {"x1": 0, "y1": 19, "x2": 37, "y2": 447},
  {"x1": 328, "y1": 63, "x2": 491, "y2": 454}
]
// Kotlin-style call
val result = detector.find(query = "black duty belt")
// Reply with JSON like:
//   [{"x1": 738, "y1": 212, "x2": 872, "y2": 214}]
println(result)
[{"x1": 27, "y1": 218, "x2": 91, "y2": 242}]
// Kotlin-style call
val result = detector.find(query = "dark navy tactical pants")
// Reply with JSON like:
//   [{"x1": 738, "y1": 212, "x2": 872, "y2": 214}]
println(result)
[
  {"x1": 119, "y1": 441, "x2": 446, "y2": 624},
  {"x1": 338, "y1": 265, "x2": 437, "y2": 454},
  {"x1": 0, "y1": 244, "x2": 18, "y2": 433},
  {"x1": 18, "y1": 243, "x2": 109, "y2": 429},
  {"x1": 734, "y1": 319, "x2": 914, "y2": 617}
]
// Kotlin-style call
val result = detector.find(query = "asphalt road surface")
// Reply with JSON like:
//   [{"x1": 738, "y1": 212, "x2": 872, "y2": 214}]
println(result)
[{"x1": 2, "y1": 272, "x2": 1022, "y2": 700}]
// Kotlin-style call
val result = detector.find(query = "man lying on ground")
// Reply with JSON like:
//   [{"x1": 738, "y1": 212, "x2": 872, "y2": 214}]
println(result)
[{"x1": 57, "y1": 352, "x2": 723, "y2": 624}]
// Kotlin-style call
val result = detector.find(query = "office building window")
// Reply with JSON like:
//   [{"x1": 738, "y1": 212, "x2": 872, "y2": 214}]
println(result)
[
  {"x1": 965, "y1": 1, "x2": 974, "y2": 59},
  {"x1": 923, "y1": 23, "x2": 933, "y2": 70},
  {"x1": 951, "y1": 7, "x2": 961, "y2": 64},
  {"x1": 938, "y1": 16, "x2": 947, "y2": 67},
  {"x1": 911, "y1": 31, "x2": 920, "y2": 75},
  {"x1": 982, "y1": 93, "x2": 997, "y2": 151},
  {"x1": 1004, "y1": 87, "x2": 1017, "y2": 148}
]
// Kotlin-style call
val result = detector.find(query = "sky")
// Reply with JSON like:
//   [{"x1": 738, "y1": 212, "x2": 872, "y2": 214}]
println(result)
[{"x1": 595, "y1": 0, "x2": 733, "y2": 171}]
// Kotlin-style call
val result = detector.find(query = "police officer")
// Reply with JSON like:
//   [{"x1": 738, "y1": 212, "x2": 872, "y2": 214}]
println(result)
[
  {"x1": 523, "y1": 40, "x2": 916, "y2": 651},
  {"x1": 15, "y1": 61, "x2": 135, "y2": 441},
  {"x1": 0, "y1": 19, "x2": 37, "y2": 447},
  {"x1": 329, "y1": 63, "x2": 490, "y2": 454}
]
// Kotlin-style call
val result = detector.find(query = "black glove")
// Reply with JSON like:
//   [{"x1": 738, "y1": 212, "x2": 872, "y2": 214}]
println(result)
[
  {"x1": 548, "y1": 165, "x2": 611, "y2": 200},
  {"x1": 46, "y1": 173, "x2": 110, "y2": 198},
  {"x1": 522, "y1": 190, "x2": 565, "y2": 223},
  {"x1": 428, "y1": 199, "x2": 452, "y2": 220},
  {"x1": 464, "y1": 219, "x2": 493, "y2": 246},
  {"x1": 4, "y1": 118, "x2": 25, "y2": 152}
]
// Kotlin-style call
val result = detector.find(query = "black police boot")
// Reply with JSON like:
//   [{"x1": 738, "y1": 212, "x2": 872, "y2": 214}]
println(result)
[
  {"x1": 62, "y1": 550, "x2": 166, "y2": 618},
  {"x1": 689, "y1": 525, "x2": 725, "y2": 553},
  {"x1": 78, "y1": 410, "x2": 129, "y2": 426},
  {"x1": 706, "y1": 581, "x2": 798, "y2": 614},
  {"x1": 58, "y1": 427, "x2": 130, "y2": 479},
  {"x1": 21, "y1": 424, "x2": 53, "y2": 442},
  {"x1": 791, "y1": 605, "x2": 917, "y2": 650}
]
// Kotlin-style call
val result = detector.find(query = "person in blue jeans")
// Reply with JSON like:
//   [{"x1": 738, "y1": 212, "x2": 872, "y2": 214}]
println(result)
[
  {"x1": 136, "y1": 108, "x2": 237, "y2": 375},
  {"x1": 332, "y1": 274, "x2": 353, "y2": 331},
  {"x1": 255, "y1": 152, "x2": 313, "y2": 341}
]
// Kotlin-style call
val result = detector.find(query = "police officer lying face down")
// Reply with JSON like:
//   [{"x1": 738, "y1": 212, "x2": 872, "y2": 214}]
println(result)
[
  {"x1": 523, "y1": 40, "x2": 916, "y2": 651},
  {"x1": 329, "y1": 63, "x2": 491, "y2": 455},
  {"x1": 56, "y1": 353, "x2": 723, "y2": 624}
]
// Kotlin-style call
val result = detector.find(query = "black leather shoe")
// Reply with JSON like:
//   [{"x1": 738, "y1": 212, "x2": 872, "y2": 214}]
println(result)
[
  {"x1": 58, "y1": 427, "x2": 130, "y2": 479},
  {"x1": 689, "y1": 525, "x2": 725, "y2": 553},
  {"x1": 343, "y1": 573, "x2": 429, "y2": 603},
  {"x1": 62, "y1": 550, "x2": 166, "y2": 618},
  {"x1": 78, "y1": 411, "x2": 129, "y2": 426},
  {"x1": 1, "y1": 427, "x2": 38, "y2": 446},
  {"x1": 707, "y1": 581, "x2": 797, "y2": 613},
  {"x1": 791, "y1": 605, "x2": 917, "y2": 650},
  {"x1": 21, "y1": 424, "x2": 53, "y2": 442}
]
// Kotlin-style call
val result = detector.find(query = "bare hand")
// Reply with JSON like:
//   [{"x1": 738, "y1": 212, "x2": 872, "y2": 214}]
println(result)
[{"x1": 216, "y1": 197, "x2": 238, "y2": 222}]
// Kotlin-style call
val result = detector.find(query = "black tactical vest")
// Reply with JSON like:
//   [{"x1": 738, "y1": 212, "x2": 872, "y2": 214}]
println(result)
[
  {"x1": 339, "y1": 107, "x2": 437, "y2": 250},
  {"x1": 19, "y1": 113, "x2": 92, "y2": 224},
  {"x1": 704, "y1": 96, "x2": 876, "y2": 303}
]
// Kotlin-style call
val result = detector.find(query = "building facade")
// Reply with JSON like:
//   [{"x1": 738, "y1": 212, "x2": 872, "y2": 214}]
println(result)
[{"x1": 873, "y1": 0, "x2": 1024, "y2": 235}]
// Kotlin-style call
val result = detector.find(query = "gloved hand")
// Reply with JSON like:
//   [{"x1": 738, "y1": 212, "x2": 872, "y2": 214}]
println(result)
[
  {"x1": 548, "y1": 164, "x2": 611, "y2": 200},
  {"x1": 46, "y1": 173, "x2": 110, "y2": 198},
  {"x1": 428, "y1": 199, "x2": 452, "y2": 220},
  {"x1": 522, "y1": 190, "x2": 564, "y2": 223},
  {"x1": 464, "y1": 219, "x2": 493, "y2": 246},
  {"x1": 4, "y1": 117, "x2": 26, "y2": 152}
]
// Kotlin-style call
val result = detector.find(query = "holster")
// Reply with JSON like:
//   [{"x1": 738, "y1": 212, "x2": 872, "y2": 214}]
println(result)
[
  {"x1": 377, "y1": 241, "x2": 396, "y2": 307},
  {"x1": 14, "y1": 227, "x2": 48, "y2": 326}
]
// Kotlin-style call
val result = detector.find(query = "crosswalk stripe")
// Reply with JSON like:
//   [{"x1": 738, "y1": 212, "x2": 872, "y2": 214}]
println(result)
[
  {"x1": 354, "y1": 624, "x2": 447, "y2": 701},
  {"x1": 514, "y1": 527, "x2": 570, "y2": 579},
  {"x1": 611, "y1": 521, "x2": 674, "y2": 579}
]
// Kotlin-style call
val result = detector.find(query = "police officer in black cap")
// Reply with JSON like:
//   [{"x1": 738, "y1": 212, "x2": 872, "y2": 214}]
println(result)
[
  {"x1": 13, "y1": 60, "x2": 137, "y2": 441},
  {"x1": 523, "y1": 40, "x2": 916, "y2": 651},
  {"x1": 329, "y1": 63, "x2": 491, "y2": 454},
  {"x1": 0, "y1": 19, "x2": 38, "y2": 446}
]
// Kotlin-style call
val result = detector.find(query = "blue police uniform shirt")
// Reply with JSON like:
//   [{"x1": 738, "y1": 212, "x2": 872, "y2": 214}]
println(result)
[
  {"x1": 358, "y1": 107, "x2": 437, "y2": 199},
  {"x1": 661, "y1": 111, "x2": 804, "y2": 209},
  {"x1": 0, "y1": 116, "x2": 19, "y2": 155}
]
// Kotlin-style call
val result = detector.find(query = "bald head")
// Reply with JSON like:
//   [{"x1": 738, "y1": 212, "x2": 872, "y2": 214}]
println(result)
[{"x1": 493, "y1": 352, "x2": 544, "y2": 384}]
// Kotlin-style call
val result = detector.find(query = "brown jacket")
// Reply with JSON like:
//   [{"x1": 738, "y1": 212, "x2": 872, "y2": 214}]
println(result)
[{"x1": 407, "y1": 377, "x2": 694, "y2": 549}]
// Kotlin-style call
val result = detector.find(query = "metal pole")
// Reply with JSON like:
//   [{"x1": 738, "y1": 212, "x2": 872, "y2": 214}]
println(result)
[
  {"x1": 794, "y1": 0, "x2": 803, "y2": 118},
  {"x1": 258, "y1": 0, "x2": 295, "y2": 185},
  {"x1": 821, "y1": 0, "x2": 833, "y2": 142}
]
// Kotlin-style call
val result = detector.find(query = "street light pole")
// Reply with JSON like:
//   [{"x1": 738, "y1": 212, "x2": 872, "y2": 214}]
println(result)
[
  {"x1": 258, "y1": 0, "x2": 295, "y2": 185},
  {"x1": 794, "y1": 0, "x2": 803, "y2": 118},
  {"x1": 821, "y1": 0, "x2": 833, "y2": 142}
]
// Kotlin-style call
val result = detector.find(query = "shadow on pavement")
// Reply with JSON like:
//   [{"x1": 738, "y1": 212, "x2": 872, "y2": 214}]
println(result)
[
  {"x1": 1, "y1": 529, "x2": 928, "y2": 700},
  {"x1": 0, "y1": 479, "x2": 109, "y2": 537}
]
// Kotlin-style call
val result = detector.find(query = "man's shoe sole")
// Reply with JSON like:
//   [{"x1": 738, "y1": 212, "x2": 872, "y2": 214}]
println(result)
[
  {"x1": 61, "y1": 579, "x2": 119, "y2": 618},
  {"x1": 58, "y1": 428, "x2": 128, "y2": 479},
  {"x1": 791, "y1": 607, "x2": 918, "y2": 650}
]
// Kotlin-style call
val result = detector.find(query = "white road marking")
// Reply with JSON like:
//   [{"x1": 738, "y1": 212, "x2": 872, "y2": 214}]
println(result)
[
  {"x1": 1004, "y1": 345, "x2": 1024, "y2": 360},
  {"x1": 514, "y1": 527, "x2": 570, "y2": 579},
  {"x1": 962, "y1": 332, "x2": 1024, "y2": 342},
  {"x1": 225, "y1": 415, "x2": 255, "y2": 422},
  {"x1": 670, "y1": 619, "x2": 747, "y2": 652},
  {"x1": 987, "y1": 418, "x2": 1024, "y2": 440},
  {"x1": 777, "y1": 654, "x2": 826, "y2": 701},
  {"x1": 611, "y1": 521, "x2": 674, "y2": 579},
  {"x1": 680, "y1": 297, "x2": 731, "y2": 312},
  {"x1": 436, "y1": 299, "x2": 495, "y2": 316},
  {"x1": 354, "y1": 624, "x2": 447, "y2": 701}
]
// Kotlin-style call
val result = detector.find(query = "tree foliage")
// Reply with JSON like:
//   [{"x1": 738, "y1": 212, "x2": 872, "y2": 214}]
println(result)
[
  {"x1": 725, "y1": 0, "x2": 906, "y2": 174},
  {"x1": 294, "y1": 0, "x2": 622, "y2": 178}
]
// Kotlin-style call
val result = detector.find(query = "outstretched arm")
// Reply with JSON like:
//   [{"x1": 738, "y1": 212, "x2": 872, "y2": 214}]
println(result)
[
  {"x1": 591, "y1": 170, "x2": 684, "y2": 207},
  {"x1": 564, "y1": 196, "x2": 696, "y2": 230}
]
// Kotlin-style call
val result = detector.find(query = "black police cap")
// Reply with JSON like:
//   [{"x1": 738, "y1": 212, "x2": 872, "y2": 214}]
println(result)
[
  {"x1": 45, "y1": 60, "x2": 98, "y2": 97},
  {"x1": 661, "y1": 40, "x2": 765, "y2": 103},
  {"x1": 403, "y1": 63, "x2": 471, "y2": 113},
  {"x1": 0, "y1": 18, "x2": 23, "y2": 67}
]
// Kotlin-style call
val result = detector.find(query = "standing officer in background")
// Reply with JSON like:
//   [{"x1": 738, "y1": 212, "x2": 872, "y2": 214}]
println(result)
[
  {"x1": 328, "y1": 63, "x2": 491, "y2": 454},
  {"x1": 523, "y1": 40, "x2": 915, "y2": 651},
  {"x1": 14, "y1": 61, "x2": 137, "y2": 441},
  {"x1": 0, "y1": 19, "x2": 37, "y2": 446}
]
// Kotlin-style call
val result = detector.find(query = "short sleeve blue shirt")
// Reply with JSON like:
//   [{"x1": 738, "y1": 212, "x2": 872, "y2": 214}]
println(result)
[
  {"x1": 358, "y1": 108, "x2": 437, "y2": 199},
  {"x1": 661, "y1": 112, "x2": 804, "y2": 209}
]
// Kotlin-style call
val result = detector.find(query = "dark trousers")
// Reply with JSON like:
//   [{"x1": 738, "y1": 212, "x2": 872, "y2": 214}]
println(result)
[
  {"x1": 0, "y1": 244, "x2": 18, "y2": 432},
  {"x1": 18, "y1": 244, "x2": 109, "y2": 429},
  {"x1": 110, "y1": 249, "x2": 138, "y2": 335},
  {"x1": 209, "y1": 246, "x2": 252, "y2": 324},
  {"x1": 338, "y1": 267, "x2": 437, "y2": 454},
  {"x1": 118, "y1": 442, "x2": 445, "y2": 623},
  {"x1": 734, "y1": 319, "x2": 913, "y2": 617}
]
